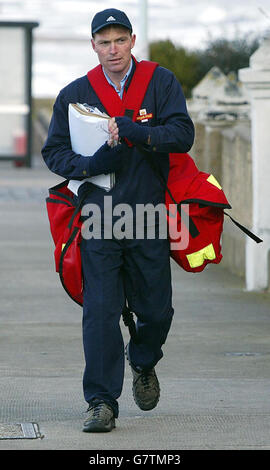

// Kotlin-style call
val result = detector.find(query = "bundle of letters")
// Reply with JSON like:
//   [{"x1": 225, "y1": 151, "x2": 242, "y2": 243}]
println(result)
[{"x1": 68, "y1": 102, "x2": 115, "y2": 195}]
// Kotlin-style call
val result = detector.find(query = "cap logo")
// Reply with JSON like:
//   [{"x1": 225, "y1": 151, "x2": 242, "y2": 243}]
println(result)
[{"x1": 106, "y1": 16, "x2": 116, "y2": 21}]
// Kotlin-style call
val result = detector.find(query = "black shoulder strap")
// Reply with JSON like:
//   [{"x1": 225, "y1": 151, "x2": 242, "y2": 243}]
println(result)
[{"x1": 224, "y1": 212, "x2": 262, "y2": 243}]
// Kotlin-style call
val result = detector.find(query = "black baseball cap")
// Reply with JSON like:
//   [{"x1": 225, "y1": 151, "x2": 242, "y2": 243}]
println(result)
[{"x1": 91, "y1": 8, "x2": 132, "y2": 36}]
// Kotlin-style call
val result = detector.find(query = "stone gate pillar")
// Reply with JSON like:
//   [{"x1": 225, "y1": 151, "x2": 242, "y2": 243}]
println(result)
[{"x1": 239, "y1": 36, "x2": 270, "y2": 290}]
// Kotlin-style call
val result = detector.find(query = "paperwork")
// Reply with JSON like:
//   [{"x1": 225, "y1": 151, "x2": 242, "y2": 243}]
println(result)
[{"x1": 68, "y1": 103, "x2": 115, "y2": 195}]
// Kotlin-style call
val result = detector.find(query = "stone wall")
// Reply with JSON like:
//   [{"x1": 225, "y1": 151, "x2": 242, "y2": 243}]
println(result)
[{"x1": 189, "y1": 118, "x2": 252, "y2": 278}]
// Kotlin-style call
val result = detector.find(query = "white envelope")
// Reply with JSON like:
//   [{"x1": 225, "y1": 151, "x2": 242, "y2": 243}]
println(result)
[{"x1": 67, "y1": 103, "x2": 115, "y2": 195}]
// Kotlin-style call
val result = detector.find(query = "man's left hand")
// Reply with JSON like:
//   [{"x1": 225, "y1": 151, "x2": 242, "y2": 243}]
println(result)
[{"x1": 115, "y1": 116, "x2": 149, "y2": 145}]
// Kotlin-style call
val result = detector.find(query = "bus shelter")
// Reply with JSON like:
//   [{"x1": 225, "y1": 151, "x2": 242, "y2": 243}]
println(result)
[{"x1": 0, "y1": 21, "x2": 39, "y2": 167}]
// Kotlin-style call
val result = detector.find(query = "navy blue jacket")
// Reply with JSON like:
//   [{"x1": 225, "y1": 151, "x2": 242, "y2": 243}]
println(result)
[{"x1": 42, "y1": 60, "x2": 194, "y2": 210}]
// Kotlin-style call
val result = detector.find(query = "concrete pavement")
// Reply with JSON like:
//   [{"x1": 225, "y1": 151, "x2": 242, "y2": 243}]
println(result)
[{"x1": 0, "y1": 158, "x2": 270, "y2": 451}]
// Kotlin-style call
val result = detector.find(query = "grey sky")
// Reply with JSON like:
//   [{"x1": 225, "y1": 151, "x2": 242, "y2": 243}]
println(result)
[
  {"x1": 1, "y1": 0, "x2": 269, "y2": 96},
  {"x1": 1, "y1": 0, "x2": 269, "y2": 48}
]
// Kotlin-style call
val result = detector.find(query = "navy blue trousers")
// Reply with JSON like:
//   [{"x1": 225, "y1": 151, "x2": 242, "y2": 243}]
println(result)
[{"x1": 80, "y1": 234, "x2": 174, "y2": 417}]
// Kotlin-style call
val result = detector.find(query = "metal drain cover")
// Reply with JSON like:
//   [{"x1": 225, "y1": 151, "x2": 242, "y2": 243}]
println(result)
[{"x1": 0, "y1": 422, "x2": 42, "y2": 440}]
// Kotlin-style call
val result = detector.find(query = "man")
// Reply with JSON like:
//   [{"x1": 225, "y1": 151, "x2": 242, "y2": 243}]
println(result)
[{"x1": 42, "y1": 8, "x2": 194, "y2": 433}]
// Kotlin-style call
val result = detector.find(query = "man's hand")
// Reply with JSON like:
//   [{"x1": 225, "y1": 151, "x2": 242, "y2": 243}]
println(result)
[
  {"x1": 88, "y1": 142, "x2": 124, "y2": 176},
  {"x1": 108, "y1": 118, "x2": 119, "y2": 147},
  {"x1": 115, "y1": 116, "x2": 149, "y2": 145}
]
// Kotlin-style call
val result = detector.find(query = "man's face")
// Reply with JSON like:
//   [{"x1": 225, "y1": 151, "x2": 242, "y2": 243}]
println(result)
[{"x1": 91, "y1": 26, "x2": 136, "y2": 78}]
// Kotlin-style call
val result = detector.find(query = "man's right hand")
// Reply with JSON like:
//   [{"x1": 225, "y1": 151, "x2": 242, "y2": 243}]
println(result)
[
  {"x1": 108, "y1": 117, "x2": 119, "y2": 146},
  {"x1": 88, "y1": 142, "x2": 124, "y2": 176}
]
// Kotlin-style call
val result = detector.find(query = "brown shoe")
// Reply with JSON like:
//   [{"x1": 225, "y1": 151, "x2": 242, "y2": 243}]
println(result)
[{"x1": 125, "y1": 344, "x2": 160, "y2": 411}]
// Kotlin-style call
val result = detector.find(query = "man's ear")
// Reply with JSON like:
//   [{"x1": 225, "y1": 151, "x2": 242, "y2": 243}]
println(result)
[
  {"x1": 131, "y1": 34, "x2": 136, "y2": 49},
  {"x1": 91, "y1": 38, "x2": 96, "y2": 52}
]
